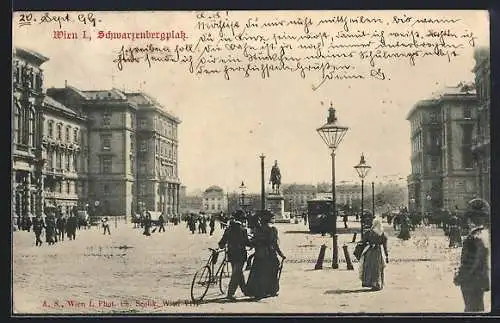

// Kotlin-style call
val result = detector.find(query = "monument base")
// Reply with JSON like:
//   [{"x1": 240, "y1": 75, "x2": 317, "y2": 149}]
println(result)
[{"x1": 266, "y1": 193, "x2": 290, "y2": 223}]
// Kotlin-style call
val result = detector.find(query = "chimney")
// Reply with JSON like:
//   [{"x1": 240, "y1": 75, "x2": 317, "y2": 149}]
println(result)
[{"x1": 64, "y1": 80, "x2": 68, "y2": 87}]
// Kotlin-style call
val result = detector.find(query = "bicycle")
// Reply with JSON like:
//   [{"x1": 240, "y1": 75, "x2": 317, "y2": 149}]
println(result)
[{"x1": 190, "y1": 247, "x2": 231, "y2": 302}]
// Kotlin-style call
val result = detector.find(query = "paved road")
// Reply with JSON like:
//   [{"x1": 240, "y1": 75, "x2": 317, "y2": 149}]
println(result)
[{"x1": 12, "y1": 220, "x2": 490, "y2": 313}]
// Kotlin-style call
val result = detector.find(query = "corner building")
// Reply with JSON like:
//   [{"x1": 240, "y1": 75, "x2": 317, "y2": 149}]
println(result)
[{"x1": 407, "y1": 84, "x2": 478, "y2": 215}]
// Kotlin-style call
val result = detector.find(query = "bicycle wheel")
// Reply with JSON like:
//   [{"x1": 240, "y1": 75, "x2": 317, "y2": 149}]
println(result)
[
  {"x1": 219, "y1": 261, "x2": 231, "y2": 294},
  {"x1": 191, "y1": 265, "x2": 212, "y2": 302}
]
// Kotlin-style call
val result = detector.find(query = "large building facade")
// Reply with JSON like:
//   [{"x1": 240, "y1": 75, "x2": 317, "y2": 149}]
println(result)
[
  {"x1": 472, "y1": 47, "x2": 490, "y2": 203},
  {"x1": 407, "y1": 84, "x2": 478, "y2": 215},
  {"x1": 12, "y1": 47, "x2": 181, "y2": 223},
  {"x1": 12, "y1": 48, "x2": 48, "y2": 222}
]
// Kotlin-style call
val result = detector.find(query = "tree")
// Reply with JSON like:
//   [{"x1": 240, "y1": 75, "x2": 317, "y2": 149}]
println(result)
[{"x1": 374, "y1": 185, "x2": 406, "y2": 211}]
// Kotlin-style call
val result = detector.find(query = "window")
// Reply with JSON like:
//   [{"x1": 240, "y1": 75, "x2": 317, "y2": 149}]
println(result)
[
  {"x1": 462, "y1": 147, "x2": 473, "y2": 169},
  {"x1": 130, "y1": 155, "x2": 134, "y2": 173},
  {"x1": 73, "y1": 153, "x2": 78, "y2": 171},
  {"x1": 48, "y1": 121, "x2": 54, "y2": 138},
  {"x1": 139, "y1": 140, "x2": 147, "y2": 152},
  {"x1": 462, "y1": 124, "x2": 473, "y2": 145},
  {"x1": 101, "y1": 134, "x2": 112, "y2": 150},
  {"x1": 57, "y1": 124, "x2": 62, "y2": 140},
  {"x1": 102, "y1": 110, "x2": 111, "y2": 126},
  {"x1": 103, "y1": 184, "x2": 109, "y2": 195},
  {"x1": 463, "y1": 106, "x2": 472, "y2": 119},
  {"x1": 73, "y1": 128, "x2": 78, "y2": 142},
  {"x1": 14, "y1": 104, "x2": 20, "y2": 144},
  {"x1": 101, "y1": 156, "x2": 112, "y2": 173},
  {"x1": 66, "y1": 154, "x2": 71, "y2": 170},
  {"x1": 139, "y1": 118, "x2": 147, "y2": 128},
  {"x1": 47, "y1": 149, "x2": 53, "y2": 170},
  {"x1": 56, "y1": 151, "x2": 62, "y2": 170},
  {"x1": 67, "y1": 181, "x2": 71, "y2": 194},
  {"x1": 139, "y1": 183, "x2": 146, "y2": 195},
  {"x1": 65, "y1": 126, "x2": 71, "y2": 142},
  {"x1": 139, "y1": 162, "x2": 147, "y2": 174}
]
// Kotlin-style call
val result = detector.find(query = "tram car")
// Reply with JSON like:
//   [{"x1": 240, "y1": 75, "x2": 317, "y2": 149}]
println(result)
[{"x1": 307, "y1": 197, "x2": 334, "y2": 233}]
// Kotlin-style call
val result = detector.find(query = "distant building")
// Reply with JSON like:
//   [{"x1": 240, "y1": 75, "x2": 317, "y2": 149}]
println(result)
[
  {"x1": 282, "y1": 184, "x2": 316, "y2": 213},
  {"x1": 472, "y1": 47, "x2": 490, "y2": 203},
  {"x1": 406, "y1": 83, "x2": 478, "y2": 214},
  {"x1": 179, "y1": 185, "x2": 203, "y2": 213},
  {"x1": 202, "y1": 185, "x2": 228, "y2": 213}
]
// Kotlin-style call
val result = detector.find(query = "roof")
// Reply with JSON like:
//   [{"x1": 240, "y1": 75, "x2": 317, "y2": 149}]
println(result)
[
  {"x1": 204, "y1": 185, "x2": 224, "y2": 193},
  {"x1": 82, "y1": 88, "x2": 128, "y2": 101},
  {"x1": 406, "y1": 83, "x2": 477, "y2": 120},
  {"x1": 43, "y1": 96, "x2": 78, "y2": 116},
  {"x1": 13, "y1": 47, "x2": 49, "y2": 66},
  {"x1": 126, "y1": 92, "x2": 181, "y2": 123}
]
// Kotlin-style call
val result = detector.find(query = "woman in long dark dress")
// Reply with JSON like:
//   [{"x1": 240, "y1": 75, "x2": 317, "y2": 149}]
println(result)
[
  {"x1": 246, "y1": 210, "x2": 286, "y2": 300},
  {"x1": 359, "y1": 218, "x2": 389, "y2": 291},
  {"x1": 397, "y1": 213, "x2": 411, "y2": 240}
]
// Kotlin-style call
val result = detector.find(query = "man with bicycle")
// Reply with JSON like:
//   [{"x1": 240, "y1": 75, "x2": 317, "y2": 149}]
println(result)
[{"x1": 218, "y1": 209, "x2": 251, "y2": 301}]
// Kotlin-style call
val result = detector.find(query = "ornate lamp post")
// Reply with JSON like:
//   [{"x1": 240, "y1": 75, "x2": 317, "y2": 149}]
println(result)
[
  {"x1": 317, "y1": 103, "x2": 349, "y2": 269},
  {"x1": 354, "y1": 153, "x2": 371, "y2": 239}
]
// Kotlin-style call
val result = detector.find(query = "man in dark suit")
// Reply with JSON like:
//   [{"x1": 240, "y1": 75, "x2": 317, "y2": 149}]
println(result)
[
  {"x1": 454, "y1": 198, "x2": 490, "y2": 312},
  {"x1": 218, "y1": 209, "x2": 251, "y2": 300}
]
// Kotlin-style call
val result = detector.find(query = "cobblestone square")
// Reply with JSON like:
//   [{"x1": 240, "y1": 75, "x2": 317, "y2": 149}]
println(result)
[{"x1": 12, "y1": 221, "x2": 490, "y2": 314}]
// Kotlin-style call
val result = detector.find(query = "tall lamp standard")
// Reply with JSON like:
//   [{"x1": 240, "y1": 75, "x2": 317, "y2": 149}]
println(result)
[
  {"x1": 317, "y1": 104, "x2": 349, "y2": 269},
  {"x1": 354, "y1": 154, "x2": 371, "y2": 239},
  {"x1": 239, "y1": 181, "x2": 247, "y2": 210}
]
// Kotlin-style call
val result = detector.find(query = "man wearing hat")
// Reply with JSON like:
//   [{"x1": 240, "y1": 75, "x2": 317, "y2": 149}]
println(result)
[
  {"x1": 218, "y1": 209, "x2": 251, "y2": 300},
  {"x1": 454, "y1": 198, "x2": 490, "y2": 312}
]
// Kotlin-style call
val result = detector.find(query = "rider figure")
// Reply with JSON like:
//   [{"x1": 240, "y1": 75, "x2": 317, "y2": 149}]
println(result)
[{"x1": 269, "y1": 160, "x2": 281, "y2": 194}]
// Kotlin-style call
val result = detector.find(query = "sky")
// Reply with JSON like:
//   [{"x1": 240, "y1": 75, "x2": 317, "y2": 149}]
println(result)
[{"x1": 12, "y1": 10, "x2": 489, "y2": 194}]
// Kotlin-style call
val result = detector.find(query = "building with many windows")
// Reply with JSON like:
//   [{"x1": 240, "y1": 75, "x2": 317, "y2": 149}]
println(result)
[
  {"x1": 407, "y1": 83, "x2": 478, "y2": 215},
  {"x1": 12, "y1": 47, "x2": 181, "y2": 222},
  {"x1": 202, "y1": 186, "x2": 228, "y2": 213},
  {"x1": 472, "y1": 47, "x2": 490, "y2": 203}
]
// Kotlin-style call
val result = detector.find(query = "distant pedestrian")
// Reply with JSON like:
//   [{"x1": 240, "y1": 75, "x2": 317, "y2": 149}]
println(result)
[
  {"x1": 358, "y1": 218, "x2": 389, "y2": 291},
  {"x1": 158, "y1": 213, "x2": 166, "y2": 232},
  {"x1": 448, "y1": 215, "x2": 462, "y2": 248},
  {"x1": 66, "y1": 214, "x2": 77, "y2": 240},
  {"x1": 102, "y1": 217, "x2": 111, "y2": 235},
  {"x1": 209, "y1": 215, "x2": 216, "y2": 236},
  {"x1": 188, "y1": 213, "x2": 196, "y2": 234},
  {"x1": 343, "y1": 213, "x2": 348, "y2": 229},
  {"x1": 32, "y1": 214, "x2": 45, "y2": 246},
  {"x1": 143, "y1": 212, "x2": 152, "y2": 236},
  {"x1": 303, "y1": 213, "x2": 307, "y2": 226},
  {"x1": 454, "y1": 198, "x2": 490, "y2": 312},
  {"x1": 397, "y1": 212, "x2": 411, "y2": 240},
  {"x1": 45, "y1": 214, "x2": 57, "y2": 245},
  {"x1": 57, "y1": 216, "x2": 66, "y2": 241}
]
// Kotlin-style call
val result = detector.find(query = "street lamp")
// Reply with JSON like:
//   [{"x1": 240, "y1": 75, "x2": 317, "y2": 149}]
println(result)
[
  {"x1": 354, "y1": 153, "x2": 371, "y2": 239},
  {"x1": 317, "y1": 103, "x2": 349, "y2": 269},
  {"x1": 239, "y1": 181, "x2": 247, "y2": 209}
]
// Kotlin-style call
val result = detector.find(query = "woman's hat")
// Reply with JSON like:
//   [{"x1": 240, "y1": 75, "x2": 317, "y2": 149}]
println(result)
[
  {"x1": 466, "y1": 198, "x2": 490, "y2": 221},
  {"x1": 256, "y1": 210, "x2": 274, "y2": 222}
]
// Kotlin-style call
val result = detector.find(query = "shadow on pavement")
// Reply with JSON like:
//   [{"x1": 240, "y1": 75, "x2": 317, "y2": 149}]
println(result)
[{"x1": 324, "y1": 288, "x2": 375, "y2": 295}]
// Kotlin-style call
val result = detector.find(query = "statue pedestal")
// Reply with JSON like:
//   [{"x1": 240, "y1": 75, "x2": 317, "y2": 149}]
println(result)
[{"x1": 266, "y1": 193, "x2": 289, "y2": 223}]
